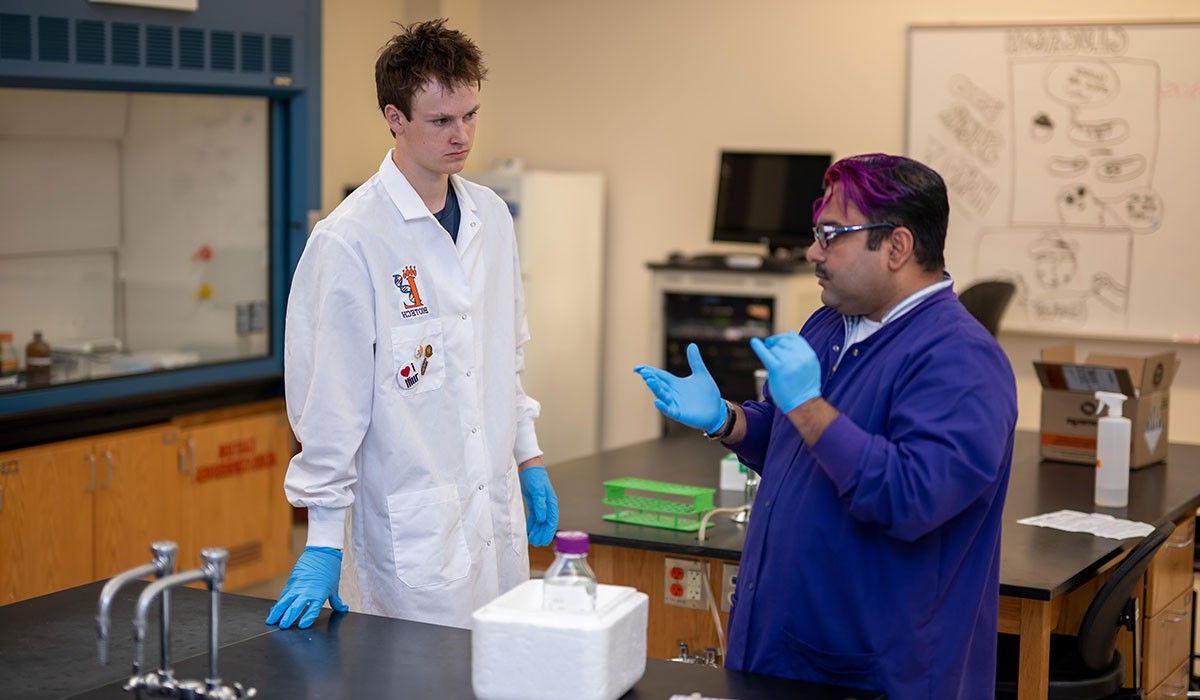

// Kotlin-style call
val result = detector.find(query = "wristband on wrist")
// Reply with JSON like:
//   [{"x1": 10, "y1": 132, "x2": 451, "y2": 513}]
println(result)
[{"x1": 704, "y1": 401, "x2": 737, "y2": 441}]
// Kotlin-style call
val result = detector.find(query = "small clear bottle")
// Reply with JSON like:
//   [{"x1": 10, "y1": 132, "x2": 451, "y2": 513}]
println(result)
[
  {"x1": 542, "y1": 531, "x2": 597, "y2": 613},
  {"x1": 0, "y1": 332, "x2": 17, "y2": 378}
]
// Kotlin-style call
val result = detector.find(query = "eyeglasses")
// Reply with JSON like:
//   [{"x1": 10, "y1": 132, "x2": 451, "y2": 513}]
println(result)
[{"x1": 811, "y1": 222, "x2": 896, "y2": 248}]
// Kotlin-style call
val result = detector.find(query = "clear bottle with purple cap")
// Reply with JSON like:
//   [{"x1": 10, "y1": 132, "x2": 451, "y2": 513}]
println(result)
[{"x1": 542, "y1": 531, "x2": 598, "y2": 613}]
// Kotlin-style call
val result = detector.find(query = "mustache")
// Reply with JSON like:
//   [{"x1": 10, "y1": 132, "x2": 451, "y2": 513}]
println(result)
[{"x1": 815, "y1": 264, "x2": 829, "y2": 279}]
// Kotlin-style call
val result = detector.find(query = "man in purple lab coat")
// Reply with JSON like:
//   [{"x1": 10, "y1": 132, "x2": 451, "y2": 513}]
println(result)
[{"x1": 635, "y1": 154, "x2": 1016, "y2": 698}]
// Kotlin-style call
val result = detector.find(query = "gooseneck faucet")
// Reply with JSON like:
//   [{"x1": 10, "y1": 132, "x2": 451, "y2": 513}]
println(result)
[
  {"x1": 131, "y1": 563, "x2": 209, "y2": 685},
  {"x1": 97, "y1": 541, "x2": 178, "y2": 667},
  {"x1": 128, "y1": 548, "x2": 254, "y2": 699}
]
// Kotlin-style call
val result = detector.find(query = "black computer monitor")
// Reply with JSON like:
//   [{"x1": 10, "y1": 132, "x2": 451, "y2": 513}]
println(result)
[{"x1": 712, "y1": 151, "x2": 832, "y2": 256}]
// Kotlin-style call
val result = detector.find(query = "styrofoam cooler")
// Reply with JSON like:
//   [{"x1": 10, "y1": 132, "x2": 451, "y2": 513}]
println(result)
[{"x1": 471, "y1": 579, "x2": 649, "y2": 700}]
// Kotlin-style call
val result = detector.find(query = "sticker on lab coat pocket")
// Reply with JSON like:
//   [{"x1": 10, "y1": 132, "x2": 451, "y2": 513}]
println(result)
[{"x1": 391, "y1": 319, "x2": 444, "y2": 394}]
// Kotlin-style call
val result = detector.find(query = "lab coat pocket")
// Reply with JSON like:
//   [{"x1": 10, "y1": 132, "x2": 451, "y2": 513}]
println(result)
[
  {"x1": 781, "y1": 628, "x2": 878, "y2": 681},
  {"x1": 390, "y1": 319, "x2": 445, "y2": 395},
  {"x1": 386, "y1": 484, "x2": 470, "y2": 589}
]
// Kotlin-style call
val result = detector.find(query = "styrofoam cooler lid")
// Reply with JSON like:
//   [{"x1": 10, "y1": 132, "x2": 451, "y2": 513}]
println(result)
[{"x1": 473, "y1": 580, "x2": 643, "y2": 627}]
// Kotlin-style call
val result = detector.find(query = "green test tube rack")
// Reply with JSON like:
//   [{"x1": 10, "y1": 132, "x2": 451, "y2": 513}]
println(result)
[{"x1": 601, "y1": 477, "x2": 717, "y2": 532}]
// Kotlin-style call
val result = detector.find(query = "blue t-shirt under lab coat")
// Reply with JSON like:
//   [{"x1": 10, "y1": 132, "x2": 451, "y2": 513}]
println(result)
[
  {"x1": 725, "y1": 285, "x2": 1017, "y2": 698},
  {"x1": 434, "y1": 182, "x2": 460, "y2": 244}
]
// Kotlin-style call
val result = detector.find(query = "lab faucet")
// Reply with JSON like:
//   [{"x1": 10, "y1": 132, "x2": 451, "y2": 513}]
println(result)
[
  {"x1": 120, "y1": 547, "x2": 256, "y2": 699},
  {"x1": 731, "y1": 369, "x2": 768, "y2": 526},
  {"x1": 730, "y1": 471, "x2": 759, "y2": 525},
  {"x1": 97, "y1": 541, "x2": 179, "y2": 668},
  {"x1": 669, "y1": 641, "x2": 720, "y2": 667}
]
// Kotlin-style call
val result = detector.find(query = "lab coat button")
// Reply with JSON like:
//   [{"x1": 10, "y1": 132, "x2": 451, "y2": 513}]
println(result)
[
  {"x1": 486, "y1": 538, "x2": 493, "y2": 547},
  {"x1": 833, "y1": 345, "x2": 840, "y2": 351},
  {"x1": 477, "y1": 483, "x2": 486, "y2": 491},
  {"x1": 466, "y1": 368, "x2": 473, "y2": 377},
  {"x1": 471, "y1": 427, "x2": 479, "y2": 435},
  {"x1": 852, "y1": 348, "x2": 859, "y2": 357},
  {"x1": 460, "y1": 313, "x2": 468, "y2": 320}
]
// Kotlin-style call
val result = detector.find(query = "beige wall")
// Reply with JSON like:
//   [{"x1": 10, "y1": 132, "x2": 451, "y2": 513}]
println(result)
[
  {"x1": 322, "y1": 0, "x2": 491, "y2": 214},
  {"x1": 462, "y1": 1, "x2": 1200, "y2": 450},
  {"x1": 321, "y1": 0, "x2": 406, "y2": 215}
]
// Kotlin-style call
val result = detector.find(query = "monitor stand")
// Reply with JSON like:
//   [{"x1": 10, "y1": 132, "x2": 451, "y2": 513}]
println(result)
[
  {"x1": 767, "y1": 243, "x2": 807, "y2": 263},
  {"x1": 675, "y1": 251, "x2": 806, "y2": 273}
]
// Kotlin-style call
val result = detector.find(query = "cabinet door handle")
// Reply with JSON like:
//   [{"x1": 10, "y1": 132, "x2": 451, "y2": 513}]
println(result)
[
  {"x1": 187, "y1": 438, "x2": 196, "y2": 477},
  {"x1": 86, "y1": 453, "x2": 98, "y2": 492},
  {"x1": 178, "y1": 445, "x2": 188, "y2": 474},
  {"x1": 1164, "y1": 607, "x2": 1190, "y2": 623},
  {"x1": 101, "y1": 450, "x2": 115, "y2": 490},
  {"x1": 1166, "y1": 519, "x2": 1194, "y2": 548}
]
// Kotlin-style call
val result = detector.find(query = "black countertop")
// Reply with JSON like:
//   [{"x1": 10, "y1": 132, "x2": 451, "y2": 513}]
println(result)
[
  {"x1": 1, "y1": 582, "x2": 881, "y2": 699},
  {"x1": 550, "y1": 431, "x2": 1200, "y2": 601},
  {"x1": 0, "y1": 580, "x2": 273, "y2": 699}
]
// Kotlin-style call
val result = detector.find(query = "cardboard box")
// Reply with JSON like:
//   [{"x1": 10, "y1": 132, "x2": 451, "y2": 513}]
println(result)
[{"x1": 1034, "y1": 344, "x2": 1179, "y2": 468}]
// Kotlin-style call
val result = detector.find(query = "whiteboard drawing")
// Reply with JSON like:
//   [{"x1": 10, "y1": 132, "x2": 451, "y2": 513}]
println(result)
[
  {"x1": 977, "y1": 229, "x2": 1130, "y2": 327},
  {"x1": 1050, "y1": 182, "x2": 1164, "y2": 230},
  {"x1": 949, "y1": 74, "x2": 1005, "y2": 123},
  {"x1": 1010, "y1": 57, "x2": 1162, "y2": 232},
  {"x1": 939, "y1": 102, "x2": 1005, "y2": 165},
  {"x1": 907, "y1": 23, "x2": 1200, "y2": 340},
  {"x1": 923, "y1": 136, "x2": 1000, "y2": 218}
]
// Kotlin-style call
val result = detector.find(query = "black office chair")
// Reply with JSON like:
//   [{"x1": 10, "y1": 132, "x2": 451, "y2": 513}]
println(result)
[
  {"x1": 995, "y1": 520, "x2": 1176, "y2": 698},
  {"x1": 957, "y1": 279, "x2": 1016, "y2": 337}
]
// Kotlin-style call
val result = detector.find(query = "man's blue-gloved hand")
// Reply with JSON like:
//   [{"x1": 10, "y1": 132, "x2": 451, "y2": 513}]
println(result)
[
  {"x1": 634, "y1": 343, "x2": 725, "y2": 433},
  {"x1": 749, "y1": 333, "x2": 822, "y2": 413},
  {"x1": 265, "y1": 546, "x2": 349, "y2": 629},
  {"x1": 520, "y1": 465, "x2": 559, "y2": 547}
]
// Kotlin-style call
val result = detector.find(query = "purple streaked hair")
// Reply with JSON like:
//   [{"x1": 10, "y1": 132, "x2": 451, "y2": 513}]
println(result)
[
  {"x1": 811, "y1": 153, "x2": 949, "y2": 271},
  {"x1": 811, "y1": 153, "x2": 911, "y2": 222}
]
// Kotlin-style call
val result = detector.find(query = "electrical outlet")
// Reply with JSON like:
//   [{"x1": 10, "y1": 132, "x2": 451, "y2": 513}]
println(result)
[
  {"x1": 721, "y1": 563, "x2": 738, "y2": 612},
  {"x1": 664, "y1": 557, "x2": 707, "y2": 609},
  {"x1": 682, "y1": 570, "x2": 704, "y2": 601}
]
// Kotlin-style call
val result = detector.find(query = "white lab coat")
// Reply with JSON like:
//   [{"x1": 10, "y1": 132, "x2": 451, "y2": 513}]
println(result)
[{"x1": 282, "y1": 152, "x2": 542, "y2": 629}]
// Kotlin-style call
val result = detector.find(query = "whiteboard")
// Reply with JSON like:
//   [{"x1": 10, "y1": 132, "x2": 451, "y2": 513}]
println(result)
[{"x1": 906, "y1": 23, "x2": 1200, "y2": 342}]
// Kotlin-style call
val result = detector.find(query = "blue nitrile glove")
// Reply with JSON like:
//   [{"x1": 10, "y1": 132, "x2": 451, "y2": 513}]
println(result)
[
  {"x1": 749, "y1": 333, "x2": 822, "y2": 413},
  {"x1": 265, "y1": 546, "x2": 349, "y2": 630},
  {"x1": 633, "y1": 343, "x2": 726, "y2": 433},
  {"x1": 519, "y1": 466, "x2": 559, "y2": 547}
]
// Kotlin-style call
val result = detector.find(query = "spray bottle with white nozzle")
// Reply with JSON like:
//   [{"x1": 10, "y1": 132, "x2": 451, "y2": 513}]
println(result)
[{"x1": 1094, "y1": 390, "x2": 1131, "y2": 507}]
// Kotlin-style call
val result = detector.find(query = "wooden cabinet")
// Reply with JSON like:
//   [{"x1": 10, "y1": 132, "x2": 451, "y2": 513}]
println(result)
[
  {"x1": 0, "y1": 402, "x2": 295, "y2": 605},
  {"x1": 92, "y1": 427, "x2": 183, "y2": 578},
  {"x1": 1146, "y1": 517, "x2": 1194, "y2": 616},
  {"x1": 1141, "y1": 515, "x2": 1196, "y2": 692},
  {"x1": 177, "y1": 411, "x2": 293, "y2": 590},
  {"x1": 1143, "y1": 588, "x2": 1192, "y2": 689},
  {"x1": 0, "y1": 440, "x2": 95, "y2": 604},
  {"x1": 1146, "y1": 659, "x2": 1190, "y2": 699}
]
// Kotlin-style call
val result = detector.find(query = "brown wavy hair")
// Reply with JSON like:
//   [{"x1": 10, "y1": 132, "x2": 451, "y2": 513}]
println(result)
[{"x1": 376, "y1": 19, "x2": 487, "y2": 127}]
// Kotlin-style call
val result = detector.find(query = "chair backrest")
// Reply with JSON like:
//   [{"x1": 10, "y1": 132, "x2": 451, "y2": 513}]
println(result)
[
  {"x1": 1076, "y1": 520, "x2": 1176, "y2": 671},
  {"x1": 957, "y1": 280, "x2": 1016, "y2": 336}
]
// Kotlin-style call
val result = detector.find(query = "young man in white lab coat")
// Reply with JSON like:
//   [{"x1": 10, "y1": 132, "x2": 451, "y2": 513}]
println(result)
[{"x1": 266, "y1": 19, "x2": 559, "y2": 631}]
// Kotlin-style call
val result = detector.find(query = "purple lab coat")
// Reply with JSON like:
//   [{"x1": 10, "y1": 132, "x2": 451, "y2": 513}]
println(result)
[{"x1": 724, "y1": 286, "x2": 1016, "y2": 698}]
